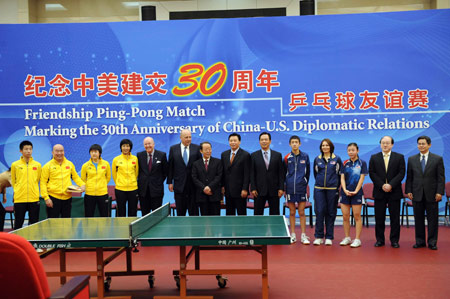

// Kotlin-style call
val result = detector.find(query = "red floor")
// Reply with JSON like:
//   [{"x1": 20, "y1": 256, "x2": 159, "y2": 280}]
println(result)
[{"x1": 44, "y1": 225, "x2": 450, "y2": 299}]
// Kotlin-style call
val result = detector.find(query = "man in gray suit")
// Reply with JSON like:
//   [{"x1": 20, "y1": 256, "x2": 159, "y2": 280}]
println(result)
[{"x1": 405, "y1": 136, "x2": 445, "y2": 250}]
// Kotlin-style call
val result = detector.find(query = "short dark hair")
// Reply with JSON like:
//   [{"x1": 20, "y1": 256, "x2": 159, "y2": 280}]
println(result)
[
  {"x1": 289, "y1": 135, "x2": 300, "y2": 144},
  {"x1": 379, "y1": 136, "x2": 394, "y2": 145},
  {"x1": 228, "y1": 133, "x2": 241, "y2": 141},
  {"x1": 320, "y1": 138, "x2": 334, "y2": 154},
  {"x1": 89, "y1": 144, "x2": 102, "y2": 156},
  {"x1": 120, "y1": 139, "x2": 133, "y2": 151},
  {"x1": 347, "y1": 142, "x2": 359, "y2": 150},
  {"x1": 20, "y1": 140, "x2": 33, "y2": 150},
  {"x1": 417, "y1": 136, "x2": 431, "y2": 145},
  {"x1": 200, "y1": 141, "x2": 211, "y2": 150},
  {"x1": 259, "y1": 132, "x2": 271, "y2": 140}
]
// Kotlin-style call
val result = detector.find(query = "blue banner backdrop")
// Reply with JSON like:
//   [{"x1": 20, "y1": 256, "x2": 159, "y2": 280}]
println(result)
[{"x1": 1, "y1": 9, "x2": 449, "y2": 214}]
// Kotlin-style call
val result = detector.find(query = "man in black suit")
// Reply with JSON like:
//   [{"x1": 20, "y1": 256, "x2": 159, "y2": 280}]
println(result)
[
  {"x1": 167, "y1": 129, "x2": 202, "y2": 216},
  {"x1": 405, "y1": 136, "x2": 445, "y2": 250},
  {"x1": 137, "y1": 137, "x2": 168, "y2": 215},
  {"x1": 192, "y1": 142, "x2": 223, "y2": 216},
  {"x1": 221, "y1": 133, "x2": 250, "y2": 216},
  {"x1": 369, "y1": 136, "x2": 405, "y2": 248},
  {"x1": 250, "y1": 132, "x2": 285, "y2": 215}
]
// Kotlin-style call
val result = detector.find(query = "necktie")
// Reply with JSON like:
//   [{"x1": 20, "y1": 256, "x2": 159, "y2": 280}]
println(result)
[
  {"x1": 204, "y1": 159, "x2": 208, "y2": 171},
  {"x1": 148, "y1": 154, "x2": 152, "y2": 173},
  {"x1": 183, "y1": 146, "x2": 188, "y2": 165},
  {"x1": 264, "y1": 151, "x2": 269, "y2": 170},
  {"x1": 383, "y1": 154, "x2": 389, "y2": 172},
  {"x1": 421, "y1": 155, "x2": 426, "y2": 172},
  {"x1": 230, "y1": 152, "x2": 235, "y2": 165}
]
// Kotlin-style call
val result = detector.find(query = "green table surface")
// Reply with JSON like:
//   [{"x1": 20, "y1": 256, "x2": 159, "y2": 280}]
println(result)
[{"x1": 11, "y1": 215, "x2": 290, "y2": 249}]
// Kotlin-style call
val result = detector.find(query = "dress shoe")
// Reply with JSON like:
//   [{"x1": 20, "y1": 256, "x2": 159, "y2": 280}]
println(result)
[
  {"x1": 374, "y1": 241, "x2": 385, "y2": 247},
  {"x1": 428, "y1": 244, "x2": 438, "y2": 250},
  {"x1": 412, "y1": 243, "x2": 426, "y2": 249},
  {"x1": 391, "y1": 243, "x2": 400, "y2": 248}
]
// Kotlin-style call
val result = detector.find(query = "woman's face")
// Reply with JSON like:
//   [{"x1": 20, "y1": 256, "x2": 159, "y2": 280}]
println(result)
[
  {"x1": 321, "y1": 141, "x2": 330, "y2": 154},
  {"x1": 347, "y1": 145, "x2": 358, "y2": 160},
  {"x1": 121, "y1": 144, "x2": 131, "y2": 154}
]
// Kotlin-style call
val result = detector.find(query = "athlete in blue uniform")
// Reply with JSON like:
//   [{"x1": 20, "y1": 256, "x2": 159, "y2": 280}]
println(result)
[
  {"x1": 313, "y1": 139, "x2": 342, "y2": 246},
  {"x1": 339, "y1": 143, "x2": 368, "y2": 248},
  {"x1": 284, "y1": 136, "x2": 310, "y2": 244}
]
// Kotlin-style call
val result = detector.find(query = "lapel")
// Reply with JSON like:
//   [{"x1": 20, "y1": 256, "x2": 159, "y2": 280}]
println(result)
[
  {"x1": 224, "y1": 150, "x2": 231, "y2": 169},
  {"x1": 423, "y1": 153, "x2": 433, "y2": 174}
]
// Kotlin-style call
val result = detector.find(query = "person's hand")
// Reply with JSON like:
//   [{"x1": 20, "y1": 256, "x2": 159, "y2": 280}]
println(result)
[
  {"x1": 241, "y1": 190, "x2": 248, "y2": 198},
  {"x1": 382, "y1": 184, "x2": 392, "y2": 192},
  {"x1": 251, "y1": 190, "x2": 258, "y2": 198},
  {"x1": 45, "y1": 198, "x2": 53, "y2": 208},
  {"x1": 221, "y1": 187, "x2": 225, "y2": 195},
  {"x1": 435, "y1": 193, "x2": 442, "y2": 202},
  {"x1": 203, "y1": 186, "x2": 212, "y2": 195},
  {"x1": 278, "y1": 190, "x2": 284, "y2": 198},
  {"x1": 407, "y1": 193, "x2": 413, "y2": 200},
  {"x1": 168, "y1": 184, "x2": 174, "y2": 192},
  {"x1": 80, "y1": 185, "x2": 86, "y2": 192}
]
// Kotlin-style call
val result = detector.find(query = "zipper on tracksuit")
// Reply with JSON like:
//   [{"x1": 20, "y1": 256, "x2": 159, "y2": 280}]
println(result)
[{"x1": 323, "y1": 159, "x2": 328, "y2": 187}]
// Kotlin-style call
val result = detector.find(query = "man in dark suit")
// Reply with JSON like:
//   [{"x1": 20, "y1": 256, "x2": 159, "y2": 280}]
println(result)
[
  {"x1": 137, "y1": 137, "x2": 168, "y2": 215},
  {"x1": 369, "y1": 136, "x2": 405, "y2": 248},
  {"x1": 192, "y1": 142, "x2": 223, "y2": 216},
  {"x1": 405, "y1": 136, "x2": 445, "y2": 250},
  {"x1": 250, "y1": 132, "x2": 285, "y2": 215},
  {"x1": 221, "y1": 133, "x2": 250, "y2": 216},
  {"x1": 167, "y1": 129, "x2": 202, "y2": 216}
]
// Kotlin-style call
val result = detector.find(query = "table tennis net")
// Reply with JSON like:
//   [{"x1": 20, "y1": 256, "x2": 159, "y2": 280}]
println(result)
[{"x1": 129, "y1": 203, "x2": 170, "y2": 238}]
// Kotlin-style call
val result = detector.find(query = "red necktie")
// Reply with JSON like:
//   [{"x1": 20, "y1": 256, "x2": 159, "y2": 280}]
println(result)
[{"x1": 204, "y1": 159, "x2": 208, "y2": 171}]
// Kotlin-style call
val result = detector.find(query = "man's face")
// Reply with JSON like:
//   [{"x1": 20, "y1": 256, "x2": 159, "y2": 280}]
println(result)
[
  {"x1": 417, "y1": 139, "x2": 431, "y2": 154},
  {"x1": 289, "y1": 139, "x2": 300, "y2": 152},
  {"x1": 229, "y1": 136, "x2": 240, "y2": 151},
  {"x1": 380, "y1": 137, "x2": 393, "y2": 153},
  {"x1": 20, "y1": 145, "x2": 33, "y2": 159},
  {"x1": 144, "y1": 137, "x2": 154, "y2": 154},
  {"x1": 52, "y1": 145, "x2": 65, "y2": 161},
  {"x1": 259, "y1": 134, "x2": 271, "y2": 150},
  {"x1": 180, "y1": 130, "x2": 192, "y2": 147},
  {"x1": 201, "y1": 143, "x2": 212, "y2": 160}
]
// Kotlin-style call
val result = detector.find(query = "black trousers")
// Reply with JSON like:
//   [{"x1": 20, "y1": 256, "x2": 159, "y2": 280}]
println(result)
[
  {"x1": 255, "y1": 196, "x2": 279, "y2": 215},
  {"x1": 140, "y1": 186, "x2": 163, "y2": 216},
  {"x1": 84, "y1": 194, "x2": 109, "y2": 217},
  {"x1": 14, "y1": 202, "x2": 40, "y2": 229},
  {"x1": 47, "y1": 196, "x2": 72, "y2": 218},
  {"x1": 374, "y1": 196, "x2": 401, "y2": 243},
  {"x1": 174, "y1": 183, "x2": 198, "y2": 216},
  {"x1": 225, "y1": 196, "x2": 247, "y2": 216},
  {"x1": 199, "y1": 200, "x2": 221, "y2": 216},
  {"x1": 0, "y1": 202, "x2": 5, "y2": 232},
  {"x1": 115, "y1": 189, "x2": 138, "y2": 217},
  {"x1": 413, "y1": 197, "x2": 439, "y2": 246}
]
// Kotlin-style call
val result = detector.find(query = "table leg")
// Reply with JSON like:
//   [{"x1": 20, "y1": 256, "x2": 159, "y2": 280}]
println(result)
[
  {"x1": 59, "y1": 249, "x2": 66, "y2": 284},
  {"x1": 262, "y1": 245, "x2": 268, "y2": 299},
  {"x1": 96, "y1": 247, "x2": 105, "y2": 299},
  {"x1": 180, "y1": 246, "x2": 187, "y2": 298},
  {"x1": 195, "y1": 246, "x2": 200, "y2": 270}
]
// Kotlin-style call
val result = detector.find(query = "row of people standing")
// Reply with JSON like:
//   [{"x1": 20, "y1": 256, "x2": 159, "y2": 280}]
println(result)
[{"x1": 5, "y1": 132, "x2": 445, "y2": 251}]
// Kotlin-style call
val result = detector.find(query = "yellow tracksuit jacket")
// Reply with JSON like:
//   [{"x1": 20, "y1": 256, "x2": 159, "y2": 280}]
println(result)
[
  {"x1": 112, "y1": 154, "x2": 138, "y2": 191},
  {"x1": 40, "y1": 158, "x2": 84, "y2": 200},
  {"x1": 81, "y1": 158, "x2": 111, "y2": 196},
  {"x1": 11, "y1": 157, "x2": 42, "y2": 203}
]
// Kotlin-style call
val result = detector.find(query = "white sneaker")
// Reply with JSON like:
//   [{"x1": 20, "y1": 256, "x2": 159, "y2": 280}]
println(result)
[
  {"x1": 350, "y1": 239, "x2": 362, "y2": 248},
  {"x1": 340, "y1": 237, "x2": 352, "y2": 246},
  {"x1": 301, "y1": 234, "x2": 310, "y2": 245},
  {"x1": 313, "y1": 238, "x2": 323, "y2": 246},
  {"x1": 325, "y1": 239, "x2": 333, "y2": 246},
  {"x1": 290, "y1": 233, "x2": 297, "y2": 243}
]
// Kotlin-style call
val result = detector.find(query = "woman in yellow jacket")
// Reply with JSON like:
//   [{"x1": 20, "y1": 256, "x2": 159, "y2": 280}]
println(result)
[
  {"x1": 112, "y1": 139, "x2": 139, "y2": 217},
  {"x1": 81, "y1": 144, "x2": 111, "y2": 217}
]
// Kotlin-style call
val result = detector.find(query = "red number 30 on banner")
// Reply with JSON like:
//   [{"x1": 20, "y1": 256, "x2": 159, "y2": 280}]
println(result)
[{"x1": 172, "y1": 62, "x2": 227, "y2": 97}]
